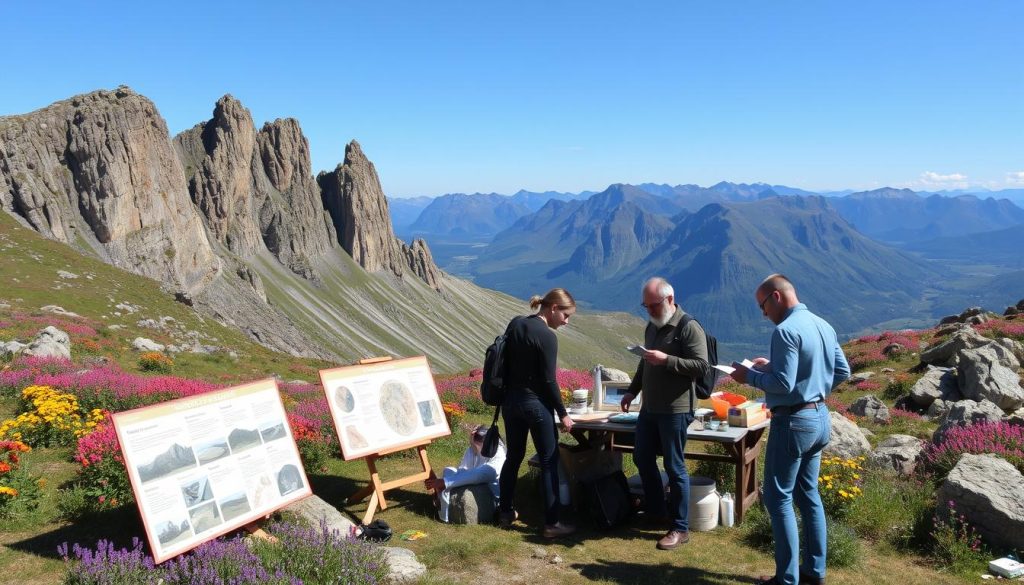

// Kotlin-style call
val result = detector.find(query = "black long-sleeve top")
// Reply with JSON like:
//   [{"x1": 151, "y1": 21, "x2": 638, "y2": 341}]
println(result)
[{"x1": 503, "y1": 314, "x2": 567, "y2": 418}]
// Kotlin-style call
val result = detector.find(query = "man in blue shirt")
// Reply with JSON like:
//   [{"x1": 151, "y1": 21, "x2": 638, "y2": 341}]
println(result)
[{"x1": 729, "y1": 274, "x2": 850, "y2": 585}]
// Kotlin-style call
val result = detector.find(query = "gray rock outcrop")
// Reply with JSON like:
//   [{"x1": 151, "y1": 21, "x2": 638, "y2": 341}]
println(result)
[
  {"x1": 868, "y1": 434, "x2": 924, "y2": 475},
  {"x1": 0, "y1": 86, "x2": 219, "y2": 294},
  {"x1": 25, "y1": 326, "x2": 71, "y2": 359},
  {"x1": 824, "y1": 412, "x2": 871, "y2": 459},
  {"x1": 318, "y1": 141, "x2": 442, "y2": 290},
  {"x1": 909, "y1": 366, "x2": 959, "y2": 408},
  {"x1": 932, "y1": 399, "x2": 1006, "y2": 444},
  {"x1": 848, "y1": 395, "x2": 891, "y2": 423},
  {"x1": 0, "y1": 340, "x2": 27, "y2": 359},
  {"x1": 173, "y1": 95, "x2": 336, "y2": 279},
  {"x1": 920, "y1": 326, "x2": 991, "y2": 367},
  {"x1": 600, "y1": 366, "x2": 631, "y2": 383},
  {"x1": 956, "y1": 345, "x2": 1024, "y2": 411},
  {"x1": 448, "y1": 483, "x2": 497, "y2": 525},
  {"x1": 937, "y1": 453, "x2": 1024, "y2": 551},
  {"x1": 132, "y1": 337, "x2": 166, "y2": 352}
]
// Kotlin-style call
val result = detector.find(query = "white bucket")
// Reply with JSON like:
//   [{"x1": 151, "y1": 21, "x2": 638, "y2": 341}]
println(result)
[{"x1": 689, "y1": 476, "x2": 719, "y2": 531}]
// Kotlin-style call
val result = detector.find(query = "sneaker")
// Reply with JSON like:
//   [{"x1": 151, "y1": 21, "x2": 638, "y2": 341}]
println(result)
[
  {"x1": 498, "y1": 509, "x2": 518, "y2": 528},
  {"x1": 541, "y1": 522, "x2": 576, "y2": 539},
  {"x1": 655, "y1": 530, "x2": 689, "y2": 550}
]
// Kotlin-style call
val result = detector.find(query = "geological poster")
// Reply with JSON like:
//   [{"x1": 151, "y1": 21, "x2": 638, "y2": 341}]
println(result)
[
  {"x1": 319, "y1": 356, "x2": 451, "y2": 460},
  {"x1": 112, "y1": 379, "x2": 311, "y2": 564}
]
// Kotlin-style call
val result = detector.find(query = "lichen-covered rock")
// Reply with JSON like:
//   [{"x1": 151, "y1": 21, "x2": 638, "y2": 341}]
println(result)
[
  {"x1": 848, "y1": 395, "x2": 891, "y2": 423},
  {"x1": 868, "y1": 434, "x2": 924, "y2": 475},
  {"x1": 824, "y1": 412, "x2": 871, "y2": 459},
  {"x1": 937, "y1": 453, "x2": 1024, "y2": 551},
  {"x1": 956, "y1": 345, "x2": 1023, "y2": 411}
]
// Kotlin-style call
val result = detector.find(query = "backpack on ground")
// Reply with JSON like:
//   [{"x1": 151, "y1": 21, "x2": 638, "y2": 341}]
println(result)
[
  {"x1": 680, "y1": 314, "x2": 719, "y2": 400},
  {"x1": 577, "y1": 471, "x2": 633, "y2": 529},
  {"x1": 480, "y1": 317, "x2": 518, "y2": 406}
]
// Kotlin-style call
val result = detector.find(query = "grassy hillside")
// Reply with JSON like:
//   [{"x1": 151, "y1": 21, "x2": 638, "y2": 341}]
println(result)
[{"x1": 0, "y1": 211, "x2": 643, "y2": 375}]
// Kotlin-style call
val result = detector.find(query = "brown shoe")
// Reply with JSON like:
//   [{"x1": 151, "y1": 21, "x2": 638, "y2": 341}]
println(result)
[
  {"x1": 656, "y1": 530, "x2": 689, "y2": 550},
  {"x1": 542, "y1": 522, "x2": 576, "y2": 539}
]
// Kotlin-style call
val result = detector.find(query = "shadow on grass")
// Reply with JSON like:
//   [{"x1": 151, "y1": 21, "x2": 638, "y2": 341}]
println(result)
[
  {"x1": 572, "y1": 558, "x2": 759, "y2": 584},
  {"x1": 6, "y1": 505, "x2": 144, "y2": 561}
]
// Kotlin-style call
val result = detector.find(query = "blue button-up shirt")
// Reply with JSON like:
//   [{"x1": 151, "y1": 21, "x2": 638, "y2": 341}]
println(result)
[{"x1": 748, "y1": 303, "x2": 851, "y2": 409}]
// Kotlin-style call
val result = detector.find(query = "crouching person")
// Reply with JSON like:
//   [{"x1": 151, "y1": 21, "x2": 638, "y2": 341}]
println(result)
[{"x1": 425, "y1": 425, "x2": 506, "y2": 523}]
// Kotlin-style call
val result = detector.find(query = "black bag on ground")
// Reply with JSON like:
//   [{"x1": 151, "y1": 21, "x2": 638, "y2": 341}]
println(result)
[
  {"x1": 578, "y1": 471, "x2": 633, "y2": 529},
  {"x1": 680, "y1": 314, "x2": 719, "y2": 399}
]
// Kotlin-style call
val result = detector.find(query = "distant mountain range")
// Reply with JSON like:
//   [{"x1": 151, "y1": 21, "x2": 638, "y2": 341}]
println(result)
[
  {"x1": 471, "y1": 195, "x2": 944, "y2": 351},
  {"x1": 827, "y1": 188, "x2": 1024, "y2": 243}
]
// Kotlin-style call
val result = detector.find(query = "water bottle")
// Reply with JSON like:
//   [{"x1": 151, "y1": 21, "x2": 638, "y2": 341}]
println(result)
[{"x1": 720, "y1": 492, "x2": 735, "y2": 527}]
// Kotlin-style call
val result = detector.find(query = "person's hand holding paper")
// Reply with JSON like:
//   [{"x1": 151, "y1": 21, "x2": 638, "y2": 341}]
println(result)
[{"x1": 726, "y1": 358, "x2": 768, "y2": 384}]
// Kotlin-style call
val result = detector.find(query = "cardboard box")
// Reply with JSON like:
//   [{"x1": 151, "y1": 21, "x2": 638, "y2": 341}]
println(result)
[{"x1": 728, "y1": 405, "x2": 767, "y2": 427}]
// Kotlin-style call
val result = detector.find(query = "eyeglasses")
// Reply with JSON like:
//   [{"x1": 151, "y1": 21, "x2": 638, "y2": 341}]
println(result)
[
  {"x1": 641, "y1": 296, "x2": 666, "y2": 309},
  {"x1": 758, "y1": 291, "x2": 776, "y2": 311}
]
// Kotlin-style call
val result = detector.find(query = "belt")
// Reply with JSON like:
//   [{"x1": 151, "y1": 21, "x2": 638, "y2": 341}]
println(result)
[{"x1": 770, "y1": 401, "x2": 821, "y2": 416}]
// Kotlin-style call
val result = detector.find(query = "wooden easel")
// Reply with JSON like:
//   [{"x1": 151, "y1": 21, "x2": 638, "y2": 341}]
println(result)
[
  {"x1": 242, "y1": 519, "x2": 278, "y2": 542},
  {"x1": 345, "y1": 357, "x2": 438, "y2": 525}
]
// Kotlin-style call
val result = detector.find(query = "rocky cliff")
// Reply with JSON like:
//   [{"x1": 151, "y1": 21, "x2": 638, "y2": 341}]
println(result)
[
  {"x1": 0, "y1": 87, "x2": 219, "y2": 294},
  {"x1": 173, "y1": 96, "x2": 337, "y2": 279},
  {"x1": 318, "y1": 141, "x2": 441, "y2": 290},
  {"x1": 1, "y1": 86, "x2": 448, "y2": 360}
]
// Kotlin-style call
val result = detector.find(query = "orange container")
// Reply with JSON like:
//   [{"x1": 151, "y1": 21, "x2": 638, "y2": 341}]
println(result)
[
  {"x1": 720, "y1": 392, "x2": 748, "y2": 406},
  {"x1": 710, "y1": 397, "x2": 730, "y2": 420}
]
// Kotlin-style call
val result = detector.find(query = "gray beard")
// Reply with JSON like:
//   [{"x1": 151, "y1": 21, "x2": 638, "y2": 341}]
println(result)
[{"x1": 649, "y1": 313, "x2": 671, "y2": 328}]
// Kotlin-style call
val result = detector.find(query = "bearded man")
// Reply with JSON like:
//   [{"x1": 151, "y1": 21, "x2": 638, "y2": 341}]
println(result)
[{"x1": 620, "y1": 277, "x2": 709, "y2": 550}]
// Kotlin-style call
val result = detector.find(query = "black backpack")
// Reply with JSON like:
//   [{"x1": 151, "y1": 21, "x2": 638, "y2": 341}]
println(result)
[
  {"x1": 679, "y1": 314, "x2": 719, "y2": 400},
  {"x1": 480, "y1": 317, "x2": 518, "y2": 406},
  {"x1": 578, "y1": 471, "x2": 633, "y2": 529}
]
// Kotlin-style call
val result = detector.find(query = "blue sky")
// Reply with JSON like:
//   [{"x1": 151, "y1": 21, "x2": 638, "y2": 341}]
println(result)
[{"x1": 4, "y1": 1, "x2": 1022, "y2": 197}]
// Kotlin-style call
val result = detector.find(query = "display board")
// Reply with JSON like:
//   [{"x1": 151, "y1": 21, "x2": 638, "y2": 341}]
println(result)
[
  {"x1": 320, "y1": 355, "x2": 451, "y2": 460},
  {"x1": 112, "y1": 379, "x2": 311, "y2": 564}
]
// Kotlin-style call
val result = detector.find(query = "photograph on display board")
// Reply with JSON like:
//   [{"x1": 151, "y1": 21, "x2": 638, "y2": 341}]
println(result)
[
  {"x1": 319, "y1": 356, "x2": 451, "y2": 460},
  {"x1": 112, "y1": 378, "x2": 312, "y2": 564}
]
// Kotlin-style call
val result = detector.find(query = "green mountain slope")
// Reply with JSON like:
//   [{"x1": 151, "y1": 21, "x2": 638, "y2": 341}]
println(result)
[{"x1": 0, "y1": 211, "x2": 642, "y2": 373}]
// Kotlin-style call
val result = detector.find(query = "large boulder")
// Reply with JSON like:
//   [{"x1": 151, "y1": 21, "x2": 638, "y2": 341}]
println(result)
[
  {"x1": 132, "y1": 337, "x2": 166, "y2": 352},
  {"x1": 824, "y1": 412, "x2": 871, "y2": 459},
  {"x1": 920, "y1": 327, "x2": 991, "y2": 367},
  {"x1": 848, "y1": 395, "x2": 891, "y2": 424},
  {"x1": 956, "y1": 346, "x2": 1024, "y2": 411},
  {"x1": 933, "y1": 399, "x2": 1005, "y2": 444},
  {"x1": 868, "y1": 434, "x2": 924, "y2": 476},
  {"x1": 25, "y1": 326, "x2": 71, "y2": 359},
  {"x1": 926, "y1": 399, "x2": 953, "y2": 424},
  {"x1": 909, "y1": 366, "x2": 959, "y2": 408},
  {"x1": 936, "y1": 453, "x2": 1024, "y2": 551},
  {"x1": 0, "y1": 340, "x2": 27, "y2": 359},
  {"x1": 600, "y1": 367, "x2": 631, "y2": 383},
  {"x1": 447, "y1": 483, "x2": 496, "y2": 525},
  {"x1": 997, "y1": 337, "x2": 1024, "y2": 364}
]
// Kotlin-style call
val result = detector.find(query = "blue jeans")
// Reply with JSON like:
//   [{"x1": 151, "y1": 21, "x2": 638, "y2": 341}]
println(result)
[
  {"x1": 499, "y1": 393, "x2": 561, "y2": 526},
  {"x1": 633, "y1": 410, "x2": 694, "y2": 532},
  {"x1": 763, "y1": 403, "x2": 831, "y2": 585}
]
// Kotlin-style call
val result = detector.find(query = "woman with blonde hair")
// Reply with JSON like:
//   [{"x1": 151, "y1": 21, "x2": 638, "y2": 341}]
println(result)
[{"x1": 497, "y1": 288, "x2": 577, "y2": 538}]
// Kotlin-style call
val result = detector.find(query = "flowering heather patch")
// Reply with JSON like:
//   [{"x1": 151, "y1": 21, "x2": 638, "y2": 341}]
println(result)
[
  {"x1": 59, "y1": 521, "x2": 388, "y2": 584},
  {"x1": 921, "y1": 421, "x2": 1024, "y2": 478},
  {"x1": 556, "y1": 368, "x2": 593, "y2": 392},
  {"x1": 73, "y1": 416, "x2": 132, "y2": 509},
  {"x1": 63, "y1": 323, "x2": 99, "y2": 337},
  {"x1": 291, "y1": 397, "x2": 332, "y2": 434},
  {"x1": 0, "y1": 356, "x2": 77, "y2": 396},
  {"x1": 854, "y1": 380, "x2": 882, "y2": 392},
  {"x1": 31, "y1": 366, "x2": 219, "y2": 412},
  {"x1": 888, "y1": 407, "x2": 924, "y2": 422},
  {"x1": 435, "y1": 372, "x2": 488, "y2": 414},
  {"x1": 974, "y1": 318, "x2": 1024, "y2": 341}
]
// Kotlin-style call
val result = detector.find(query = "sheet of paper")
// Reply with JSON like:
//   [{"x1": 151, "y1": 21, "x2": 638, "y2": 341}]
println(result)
[
  {"x1": 626, "y1": 344, "x2": 647, "y2": 357},
  {"x1": 713, "y1": 359, "x2": 757, "y2": 375}
]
